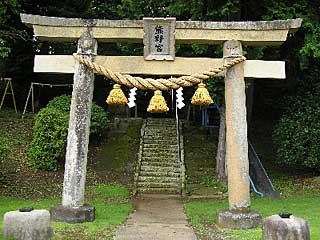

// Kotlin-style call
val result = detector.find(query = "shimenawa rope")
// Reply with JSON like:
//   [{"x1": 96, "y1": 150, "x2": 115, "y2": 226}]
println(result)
[{"x1": 73, "y1": 53, "x2": 246, "y2": 91}]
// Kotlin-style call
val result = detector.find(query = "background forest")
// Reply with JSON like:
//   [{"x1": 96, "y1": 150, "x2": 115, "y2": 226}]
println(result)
[{"x1": 0, "y1": 0, "x2": 320, "y2": 170}]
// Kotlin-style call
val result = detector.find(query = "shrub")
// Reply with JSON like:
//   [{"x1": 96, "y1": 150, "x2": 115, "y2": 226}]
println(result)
[
  {"x1": 29, "y1": 108, "x2": 69, "y2": 170},
  {"x1": 29, "y1": 95, "x2": 108, "y2": 171},
  {"x1": 273, "y1": 92, "x2": 320, "y2": 169},
  {"x1": 46, "y1": 95, "x2": 108, "y2": 137},
  {"x1": 46, "y1": 95, "x2": 71, "y2": 112}
]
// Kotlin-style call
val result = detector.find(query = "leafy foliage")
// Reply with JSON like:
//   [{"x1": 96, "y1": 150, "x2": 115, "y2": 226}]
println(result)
[
  {"x1": 29, "y1": 107, "x2": 69, "y2": 170},
  {"x1": 29, "y1": 95, "x2": 108, "y2": 171},
  {"x1": 273, "y1": 91, "x2": 320, "y2": 169},
  {"x1": 261, "y1": 0, "x2": 320, "y2": 68}
]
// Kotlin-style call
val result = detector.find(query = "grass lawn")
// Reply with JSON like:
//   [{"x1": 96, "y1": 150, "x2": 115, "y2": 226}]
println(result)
[
  {"x1": 185, "y1": 194, "x2": 320, "y2": 239},
  {"x1": 0, "y1": 184, "x2": 133, "y2": 240}
]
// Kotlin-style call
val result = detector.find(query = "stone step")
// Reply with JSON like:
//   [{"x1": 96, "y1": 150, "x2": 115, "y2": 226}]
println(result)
[
  {"x1": 139, "y1": 172, "x2": 180, "y2": 178},
  {"x1": 142, "y1": 152, "x2": 178, "y2": 158},
  {"x1": 141, "y1": 156, "x2": 180, "y2": 162},
  {"x1": 137, "y1": 187, "x2": 180, "y2": 194},
  {"x1": 144, "y1": 131, "x2": 177, "y2": 136},
  {"x1": 145, "y1": 125, "x2": 176, "y2": 129},
  {"x1": 143, "y1": 143, "x2": 178, "y2": 151},
  {"x1": 140, "y1": 165, "x2": 180, "y2": 173},
  {"x1": 143, "y1": 141, "x2": 177, "y2": 146},
  {"x1": 142, "y1": 151, "x2": 178, "y2": 157},
  {"x1": 145, "y1": 126, "x2": 176, "y2": 131},
  {"x1": 139, "y1": 170, "x2": 180, "y2": 178},
  {"x1": 145, "y1": 126, "x2": 176, "y2": 130},
  {"x1": 147, "y1": 118, "x2": 176, "y2": 123},
  {"x1": 141, "y1": 160, "x2": 180, "y2": 167},
  {"x1": 138, "y1": 176, "x2": 180, "y2": 183},
  {"x1": 143, "y1": 135, "x2": 176, "y2": 139},
  {"x1": 137, "y1": 181, "x2": 180, "y2": 188},
  {"x1": 143, "y1": 144, "x2": 178, "y2": 150},
  {"x1": 143, "y1": 135, "x2": 177, "y2": 140},
  {"x1": 143, "y1": 137, "x2": 177, "y2": 143},
  {"x1": 144, "y1": 134, "x2": 177, "y2": 139},
  {"x1": 146, "y1": 125, "x2": 176, "y2": 129},
  {"x1": 140, "y1": 167, "x2": 180, "y2": 174},
  {"x1": 147, "y1": 120, "x2": 175, "y2": 124}
]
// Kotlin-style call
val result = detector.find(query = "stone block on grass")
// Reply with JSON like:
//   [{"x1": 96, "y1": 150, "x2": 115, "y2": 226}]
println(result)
[
  {"x1": 263, "y1": 214, "x2": 310, "y2": 240},
  {"x1": 3, "y1": 209, "x2": 52, "y2": 240}
]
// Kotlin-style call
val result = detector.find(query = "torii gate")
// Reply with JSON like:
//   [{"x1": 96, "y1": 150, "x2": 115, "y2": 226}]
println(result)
[{"x1": 21, "y1": 14, "x2": 301, "y2": 227}]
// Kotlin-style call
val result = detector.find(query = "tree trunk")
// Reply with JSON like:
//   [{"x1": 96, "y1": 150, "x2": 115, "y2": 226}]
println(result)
[
  {"x1": 216, "y1": 104, "x2": 227, "y2": 183},
  {"x1": 246, "y1": 79, "x2": 254, "y2": 125}
]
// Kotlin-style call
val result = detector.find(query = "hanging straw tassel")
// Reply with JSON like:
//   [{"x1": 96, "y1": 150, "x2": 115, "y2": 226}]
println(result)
[
  {"x1": 106, "y1": 84, "x2": 128, "y2": 105},
  {"x1": 191, "y1": 82, "x2": 214, "y2": 105},
  {"x1": 147, "y1": 90, "x2": 169, "y2": 113}
]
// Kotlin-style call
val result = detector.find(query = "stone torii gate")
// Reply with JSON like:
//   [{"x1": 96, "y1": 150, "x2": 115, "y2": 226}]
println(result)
[{"x1": 21, "y1": 14, "x2": 301, "y2": 227}]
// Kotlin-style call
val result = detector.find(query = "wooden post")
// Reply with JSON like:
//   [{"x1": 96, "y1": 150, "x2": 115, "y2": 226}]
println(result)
[
  {"x1": 217, "y1": 40, "x2": 261, "y2": 229},
  {"x1": 31, "y1": 83, "x2": 34, "y2": 113},
  {"x1": 0, "y1": 78, "x2": 17, "y2": 113},
  {"x1": 51, "y1": 30, "x2": 97, "y2": 223}
]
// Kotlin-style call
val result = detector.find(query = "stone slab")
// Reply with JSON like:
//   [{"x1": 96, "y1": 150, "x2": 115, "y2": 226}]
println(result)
[
  {"x1": 217, "y1": 209, "x2": 262, "y2": 229},
  {"x1": 263, "y1": 215, "x2": 310, "y2": 240},
  {"x1": 3, "y1": 209, "x2": 52, "y2": 240},
  {"x1": 34, "y1": 55, "x2": 286, "y2": 79},
  {"x1": 113, "y1": 195, "x2": 197, "y2": 240},
  {"x1": 50, "y1": 204, "x2": 95, "y2": 223},
  {"x1": 21, "y1": 14, "x2": 302, "y2": 46}
]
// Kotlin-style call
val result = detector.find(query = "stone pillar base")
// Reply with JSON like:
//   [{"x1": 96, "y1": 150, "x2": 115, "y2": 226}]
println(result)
[
  {"x1": 50, "y1": 204, "x2": 95, "y2": 223},
  {"x1": 217, "y1": 209, "x2": 262, "y2": 229}
]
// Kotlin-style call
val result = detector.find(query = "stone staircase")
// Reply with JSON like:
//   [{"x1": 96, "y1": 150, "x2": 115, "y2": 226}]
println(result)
[{"x1": 135, "y1": 118, "x2": 184, "y2": 195}]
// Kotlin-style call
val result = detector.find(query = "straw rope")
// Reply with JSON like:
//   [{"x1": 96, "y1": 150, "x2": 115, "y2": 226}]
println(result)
[{"x1": 73, "y1": 53, "x2": 246, "y2": 91}]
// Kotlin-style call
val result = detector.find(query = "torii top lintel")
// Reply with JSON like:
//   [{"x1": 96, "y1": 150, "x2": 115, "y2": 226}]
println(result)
[{"x1": 20, "y1": 14, "x2": 302, "y2": 46}]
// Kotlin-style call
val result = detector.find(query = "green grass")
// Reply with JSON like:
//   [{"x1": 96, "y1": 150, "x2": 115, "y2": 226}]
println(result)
[
  {"x1": 185, "y1": 194, "x2": 320, "y2": 239},
  {"x1": 0, "y1": 184, "x2": 133, "y2": 239}
]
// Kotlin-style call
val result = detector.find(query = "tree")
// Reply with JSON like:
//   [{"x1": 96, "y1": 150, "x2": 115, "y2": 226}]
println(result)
[
  {"x1": 0, "y1": 0, "x2": 27, "y2": 75},
  {"x1": 205, "y1": 77, "x2": 227, "y2": 183}
]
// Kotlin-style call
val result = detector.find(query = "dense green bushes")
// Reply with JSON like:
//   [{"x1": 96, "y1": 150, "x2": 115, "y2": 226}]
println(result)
[
  {"x1": 273, "y1": 92, "x2": 320, "y2": 169},
  {"x1": 29, "y1": 95, "x2": 108, "y2": 171}
]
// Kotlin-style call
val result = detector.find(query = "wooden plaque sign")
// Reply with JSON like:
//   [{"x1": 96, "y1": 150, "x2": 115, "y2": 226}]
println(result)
[{"x1": 143, "y1": 17, "x2": 176, "y2": 61}]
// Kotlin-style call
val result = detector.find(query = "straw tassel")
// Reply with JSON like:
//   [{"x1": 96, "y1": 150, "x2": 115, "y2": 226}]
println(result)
[
  {"x1": 147, "y1": 90, "x2": 169, "y2": 113},
  {"x1": 106, "y1": 84, "x2": 128, "y2": 105},
  {"x1": 191, "y1": 82, "x2": 214, "y2": 105}
]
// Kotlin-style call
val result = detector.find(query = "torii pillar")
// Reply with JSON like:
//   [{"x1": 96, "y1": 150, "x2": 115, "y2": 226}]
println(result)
[
  {"x1": 217, "y1": 40, "x2": 261, "y2": 228},
  {"x1": 51, "y1": 30, "x2": 97, "y2": 223}
]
